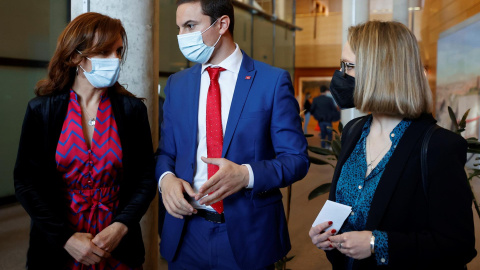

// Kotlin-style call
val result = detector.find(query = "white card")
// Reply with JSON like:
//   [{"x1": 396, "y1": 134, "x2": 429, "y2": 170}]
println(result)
[{"x1": 312, "y1": 200, "x2": 352, "y2": 234}]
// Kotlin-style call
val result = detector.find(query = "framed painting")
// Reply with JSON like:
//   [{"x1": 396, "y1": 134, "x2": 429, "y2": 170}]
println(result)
[{"x1": 436, "y1": 13, "x2": 480, "y2": 168}]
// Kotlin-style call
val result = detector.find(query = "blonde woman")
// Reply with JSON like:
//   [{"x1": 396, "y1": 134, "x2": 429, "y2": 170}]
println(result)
[{"x1": 309, "y1": 21, "x2": 476, "y2": 269}]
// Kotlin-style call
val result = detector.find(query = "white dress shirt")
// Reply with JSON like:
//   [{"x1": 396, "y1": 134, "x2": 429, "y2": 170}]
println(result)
[{"x1": 159, "y1": 44, "x2": 254, "y2": 211}]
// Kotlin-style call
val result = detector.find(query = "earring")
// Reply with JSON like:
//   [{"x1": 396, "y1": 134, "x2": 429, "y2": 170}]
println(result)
[{"x1": 76, "y1": 66, "x2": 78, "y2": 76}]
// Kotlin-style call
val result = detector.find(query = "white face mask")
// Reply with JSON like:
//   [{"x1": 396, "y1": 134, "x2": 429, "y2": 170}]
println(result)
[
  {"x1": 77, "y1": 50, "x2": 121, "y2": 88},
  {"x1": 177, "y1": 19, "x2": 221, "y2": 64}
]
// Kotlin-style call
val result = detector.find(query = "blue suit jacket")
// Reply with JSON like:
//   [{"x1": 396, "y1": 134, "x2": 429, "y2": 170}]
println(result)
[{"x1": 156, "y1": 52, "x2": 309, "y2": 269}]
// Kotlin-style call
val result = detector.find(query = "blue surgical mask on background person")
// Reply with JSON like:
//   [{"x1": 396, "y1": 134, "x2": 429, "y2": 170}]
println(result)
[
  {"x1": 329, "y1": 70, "x2": 356, "y2": 109},
  {"x1": 77, "y1": 50, "x2": 121, "y2": 88},
  {"x1": 177, "y1": 19, "x2": 221, "y2": 64}
]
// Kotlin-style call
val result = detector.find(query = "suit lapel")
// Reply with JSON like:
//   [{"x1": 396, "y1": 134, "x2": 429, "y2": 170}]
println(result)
[
  {"x1": 49, "y1": 90, "x2": 70, "y2": 156},
  {"x1": 222, "y1": 51, "x2": 256, "y2": 157},
  {"x1": 190, "y1": 65, "x2": 202, "y2": 174},
  {"x1": 365, "y1": 114, "x2": 436, "y2": 230},
  {"x1": 109, "y1": 89, "x2": 126, "y2": 151}
]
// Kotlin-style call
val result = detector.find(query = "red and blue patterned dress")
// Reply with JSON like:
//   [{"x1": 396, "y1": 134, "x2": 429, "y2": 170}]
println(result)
[{"x1": 55, "y1": 90, "x2": 138, "y2": 270}]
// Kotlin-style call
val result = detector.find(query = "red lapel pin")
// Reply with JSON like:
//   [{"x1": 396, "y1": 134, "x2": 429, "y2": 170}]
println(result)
[{"x1": 245, "y1": 76, "x2": 251, "y2": 80}]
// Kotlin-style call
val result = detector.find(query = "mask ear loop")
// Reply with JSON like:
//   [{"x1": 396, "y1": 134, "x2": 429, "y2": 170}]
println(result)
[
  {"x1": 201, "y1": 19, "x2": 222, "y2": 47},
  {"x1": 75, "y1": 49, "x2": 88, "y2": 74},
  {"x1": 212, "y1": 34, "x2": 222, "y2": 47},
  {"x1": 74, "y1": 50, "x2": 82, "y2": 76},
  {"x1": 201, "y1": 18, "x2": 219, "y2": 35}
]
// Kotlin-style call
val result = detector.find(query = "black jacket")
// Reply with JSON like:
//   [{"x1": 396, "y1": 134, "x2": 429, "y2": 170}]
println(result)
[
  {"x1": 14, "y1": 88, "x2": 156, "y2": 269},
  {"x1": 310, "y1": 95, "x2": 339, "y2": 122},
  {"x1": 326, "y1": 114, "x2": 477, "y2": 269}
]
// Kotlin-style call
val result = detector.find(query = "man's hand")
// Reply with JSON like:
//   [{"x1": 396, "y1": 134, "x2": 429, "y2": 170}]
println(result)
[
  {"x1": 161, "y1": 174, "x2": 197, "y2": 219},
  {"x1": 64, "y1": 232, "x2": 108, "y2": 266},
  {"x1": 91, "y1": 222, "x2": 128, "y2": 254},
  {"x1": 196, "y1": 157, "x2": 249, "y2": 205}
]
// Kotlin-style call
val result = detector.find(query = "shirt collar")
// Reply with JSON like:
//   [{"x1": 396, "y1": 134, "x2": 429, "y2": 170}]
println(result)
[
  {"x1": 70, "y1": 89, "x2": 108, "y2": 102},
  {"x1": 201, "y1": 43, "x2": 243, "y2": 74},
  {"x1": 361, "y1": 114, "x2": 411, "y2": 144}
]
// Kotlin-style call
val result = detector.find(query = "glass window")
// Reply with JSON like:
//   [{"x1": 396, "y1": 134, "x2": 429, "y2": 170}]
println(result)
[
  {"x1": 0, "y1": 67, "x2": 46, "y2": 197},
  {"x1": 253, "y1": 0, "x2": 273, "y2": 14},
  {"x1": 253, "y1": 16, "x2": 274, "y2": 65},
  {"x1": 233, "y1": 8, "x2": 252, "y2": 56},
  {"x1": 274, "y1": 0, "x2": 294, "y2": 24},
  {"x1": 0, "y1": 0, "x2": 68, "y2": 61},
  {"x1": 274, "y1": 25, "x2": 294, "y2": 78},
  {"x1": 0, "y1": 0, "x2": 67, "y2": 198},
  {"x1": 159, "y1": 0, "x2": 190, "y2": 73}
]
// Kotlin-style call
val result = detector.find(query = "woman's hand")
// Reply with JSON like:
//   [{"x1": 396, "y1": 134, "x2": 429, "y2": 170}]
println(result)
[
  {"x1": 309, "y1": 221, "x2": 336, "y2": 250},
  {"x1": 91, "y1": 222, "x2": 128, "y2": 253},
  {"x1": 64, "y1": 232, "x2": 108, "y2": 265},
  {"x1": 329, "y1": 231, "x2": 372, "y2": 259}
]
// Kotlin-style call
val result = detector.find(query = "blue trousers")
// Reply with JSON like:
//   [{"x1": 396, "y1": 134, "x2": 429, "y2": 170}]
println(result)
[
  {"x1": 318, "y1": 121, "x2": 332, "y2": 148},
  {"x1": 303, "y1": 112, "x2": 311, "y2": 134},
  {"x1": 168, "y1": 215, "x2": 274, "y2": 270}
]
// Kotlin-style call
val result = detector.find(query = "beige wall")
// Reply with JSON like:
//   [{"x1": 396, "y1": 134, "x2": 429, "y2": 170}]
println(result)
[{"x1": 295, "y1": 12, "x2": 342, "y2": 67}]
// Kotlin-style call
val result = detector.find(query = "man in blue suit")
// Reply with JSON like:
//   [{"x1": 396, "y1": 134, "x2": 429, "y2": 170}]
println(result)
[{"x1": 156, "y1": 0, "x2": 309, "y2": 269}]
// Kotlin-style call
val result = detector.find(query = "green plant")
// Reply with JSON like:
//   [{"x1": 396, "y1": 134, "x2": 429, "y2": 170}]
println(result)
[
  {"x1": 274, "y1": 255, "x2": 295, "y2": 270},
  {"x1": 447, "y1": 107, "x2": 480, "y2": 219},
  {"x1": 307, "y1": 122, "x2": 344, "y2": 200}
]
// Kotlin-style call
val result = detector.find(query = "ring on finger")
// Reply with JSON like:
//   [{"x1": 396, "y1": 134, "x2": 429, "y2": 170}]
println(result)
[{"x1": 339, "y1": 242, "x2": 343, "y2": 249}]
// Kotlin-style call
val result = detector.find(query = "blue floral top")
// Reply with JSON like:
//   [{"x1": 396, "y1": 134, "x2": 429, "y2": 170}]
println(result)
[{"x1": 335, "y1": 115, "x2": 411, "y2": 267}]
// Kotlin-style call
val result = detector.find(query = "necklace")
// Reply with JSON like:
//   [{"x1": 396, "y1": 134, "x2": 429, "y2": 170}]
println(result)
[
  {"x1": 366, "y1": 136, "x2": 390, "y2": 172},
  {"x1": 81, "y1": 103, "x2": 96, "y2": 126}
]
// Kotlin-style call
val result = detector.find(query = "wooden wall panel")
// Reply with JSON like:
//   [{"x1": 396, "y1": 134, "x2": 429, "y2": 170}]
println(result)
[
  {"x1": 295, "y1": 12, "x2": 342, "y2": 67},
  {"x1": 295, "y1": 44, "x2": 342, "y2": 67}
]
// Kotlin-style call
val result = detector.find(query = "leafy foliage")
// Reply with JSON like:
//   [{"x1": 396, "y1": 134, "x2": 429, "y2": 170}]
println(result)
[
  {"x1": 274, "y1": 255, "x2": 295, "y2": 270},
  {"x1": 308, "y1": 183, "x2": 332, "y2": 200},
  {"x1": 307, "y1": 123, "x2": 343, "y2": 200},
  {"x1": 448, "y1": 107, "x2": 480, "y2": 219}
]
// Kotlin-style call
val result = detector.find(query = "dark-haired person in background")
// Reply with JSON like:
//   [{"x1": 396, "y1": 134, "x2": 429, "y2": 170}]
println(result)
[
  {"x1": 14, "y1": 12, "x2": 156, "y2": 269},
  {"x1": 310, "y1": 85, "x2": 339, "y2": 148},
  {"x1": 155, "y1": 0, "x2": 309, "y2": 269}
]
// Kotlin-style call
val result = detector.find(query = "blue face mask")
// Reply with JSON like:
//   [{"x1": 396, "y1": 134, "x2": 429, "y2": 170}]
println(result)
[
  {"x1": 77, "y1": 50, "x2": 121, "y2": 88},
  {"x1": 177, "y1": 19, "x2": 221, "y2": 64}
]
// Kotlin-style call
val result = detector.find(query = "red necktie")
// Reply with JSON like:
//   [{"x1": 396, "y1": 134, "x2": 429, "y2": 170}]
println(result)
[{"x1": 206, "y1": 66, "x2": 226, "y2": 214}]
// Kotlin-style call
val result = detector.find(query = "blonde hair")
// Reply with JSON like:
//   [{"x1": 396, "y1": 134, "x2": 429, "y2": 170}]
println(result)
[{"x1": 348, "y1": 21, "x2": 432, "y2": 118}]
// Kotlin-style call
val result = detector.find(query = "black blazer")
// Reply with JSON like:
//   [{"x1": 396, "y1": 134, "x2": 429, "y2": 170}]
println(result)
[
  {"x1": 310, "y1": 95, "x2": 338, "y2": 122},
  {"x1": 14, "y1": 88, "x2": 156, "y2": 269},
  {"x1": 326, "y1": 114, "x2": 477, "y2": 269}
]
